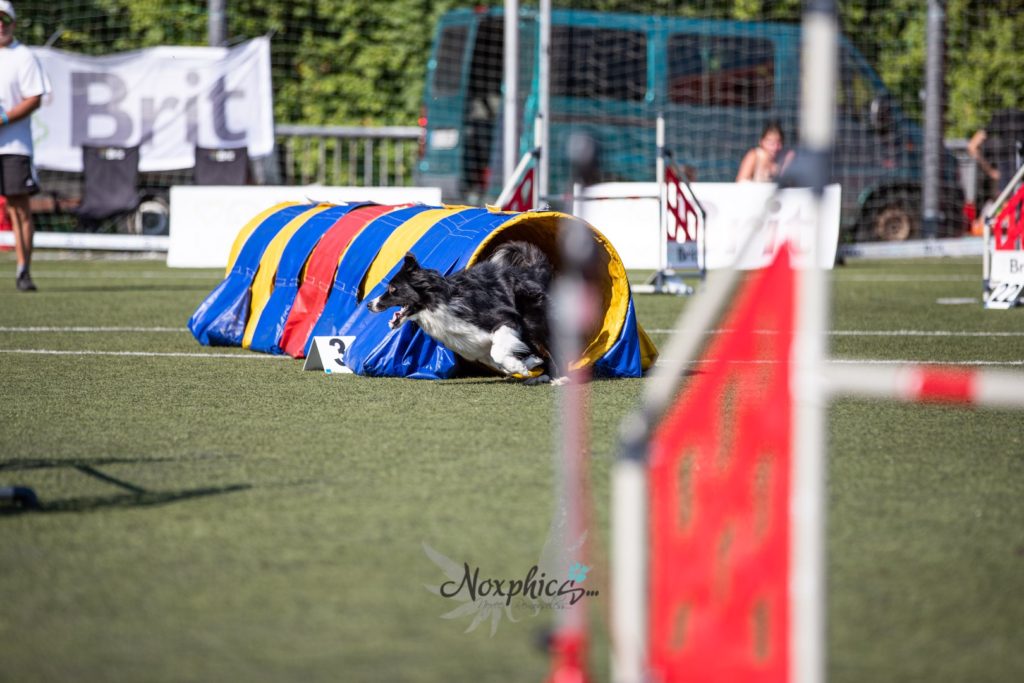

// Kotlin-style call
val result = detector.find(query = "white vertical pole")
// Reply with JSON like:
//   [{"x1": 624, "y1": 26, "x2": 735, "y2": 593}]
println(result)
[
  {"x1": 537, "y1": 0, "x2": 551, "y2": 203},
  {"x1": 208, "y1": 0, "x2": 226, "y2": 47},
  {"x1": 982, "y1": 205, "x2": 991, "y2": 292},
  {"x1": 554, "y1": 313, "x2": 587, "y2": 638},
  {"x1": 656, "y1": 115, "x2": 669, "y2": 276},
  {"x1": 533, "y1": 116, "x2": 543, "y2": 208},
  {"x1": 503, "y1": 0, "x2": 520, "y2": 186},
  {"x1": 611, "y1": 455, "x2": 646, "y2": 683},
  {"x1": 572, "y1": 182, "x2": 583, "y2": 218},
  {"x1": 792, "y1": 2, "x2": 836, "y2": 683},
  {"x1": 791, "y1": 156, "x2": 828, "y2": 683},
  {"x1": 922, "y1": 0, "x2": 946, "y2": 239}
]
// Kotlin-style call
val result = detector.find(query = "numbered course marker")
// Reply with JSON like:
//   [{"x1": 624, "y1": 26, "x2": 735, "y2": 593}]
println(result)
[
  {"x1": 985, "y1": 281, "x2": 1024, "y2": 310},
  {"x1": 303, "y1": 336, "x2": 356, "y2": 374}
]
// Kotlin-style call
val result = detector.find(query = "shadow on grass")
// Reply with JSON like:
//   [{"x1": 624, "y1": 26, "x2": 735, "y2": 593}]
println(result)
[
  {"x1": 0, "y1": 455, "x2": 184, "y2": 472},
  {"x1": 433, "y1": 374, "x2": 658, "y2": 386},
  {"x1": 441, "y1": 376, "x2": 520, "y2": 385},
  {"x1": 0, "y1": 454, "x2": 251, "y2": 517},
  {"x1": 1, "y1": 482, "x2": 253, "y2": 516}
]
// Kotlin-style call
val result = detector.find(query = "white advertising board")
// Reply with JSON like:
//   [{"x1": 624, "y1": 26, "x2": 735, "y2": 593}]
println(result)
[
  {"x1": 579, "y1": 182, "x2": 841, "y2": 270},
  {"x1": 167, "y1": 186, "x2": 443, "y2": 268}
]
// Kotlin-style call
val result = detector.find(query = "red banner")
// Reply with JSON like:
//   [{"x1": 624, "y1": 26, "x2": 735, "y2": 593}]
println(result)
[
  {"x1": 501, "y1": 167, "x2": 536, "y2": 213},
  {"x1": 664, "y1": 164, "x2": 701, "y2": 243},
  {"x1": 993, "y1": 182, "x2": 1024, "y2": 251},
  {"x1": 649, "y1": 247, "x2": 796, "y2": 682}
]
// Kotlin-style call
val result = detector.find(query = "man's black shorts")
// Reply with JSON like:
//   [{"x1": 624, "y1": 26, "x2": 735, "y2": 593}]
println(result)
[{"x1": 0, "y1": 155, "x2": 41, "y2": 197}]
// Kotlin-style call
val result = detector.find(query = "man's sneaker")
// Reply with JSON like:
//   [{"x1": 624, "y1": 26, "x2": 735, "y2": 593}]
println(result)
[{"x1": 16, "y1": 271, "x2": 37, "y2": 292}]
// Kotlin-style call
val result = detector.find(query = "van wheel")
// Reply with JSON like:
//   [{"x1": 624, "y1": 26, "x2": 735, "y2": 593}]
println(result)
[{"x1": 869, "y1": 200, "x2": 919, "y2": 241}]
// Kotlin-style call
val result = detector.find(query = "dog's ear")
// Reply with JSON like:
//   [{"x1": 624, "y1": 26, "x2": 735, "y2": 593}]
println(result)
[{"x1": 402, "y1": 252, "x2": 420, "y2": 270}]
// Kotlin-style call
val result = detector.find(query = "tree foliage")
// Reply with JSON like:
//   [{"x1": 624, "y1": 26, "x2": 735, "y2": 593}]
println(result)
[{"x1": 13, "y1": 0, "x2": 1023, "y2": 134}]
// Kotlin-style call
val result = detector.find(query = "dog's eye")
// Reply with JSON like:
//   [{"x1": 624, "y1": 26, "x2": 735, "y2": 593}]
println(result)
[{"x1": 387, "y1": 285, "x2": 395, "y2": 294}]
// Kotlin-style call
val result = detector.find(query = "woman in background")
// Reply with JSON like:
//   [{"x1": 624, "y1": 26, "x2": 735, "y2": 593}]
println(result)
[{"x1": 736, "y1": 120, "x2": 794, "y2": 183}]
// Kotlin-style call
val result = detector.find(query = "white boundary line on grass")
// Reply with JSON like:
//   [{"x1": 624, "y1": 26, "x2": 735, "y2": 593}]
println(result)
[
  {"x1": 826, "y1": 329, "x2": 1024, "y2": 337},
  {"x1": 630, "y1": 274, "x2": 978, "y2": 287},
  {"x1": 0, "y1": 348, "x2": 291, "y2": 360},
  {"x1": 29, "y1": 270, "x2": 977, "y2": 283},
  {"x1": 0, "y1": 326, "x2": 189, "y2": 333},
  {"x1": 4, "y1": 326, "x2": 1020, "y2": 339},
  {"x1": 6, "y1": 326, "x2": 1020, "y2": 338},
  {"x1": 3, "y1": 347, "x2": 1017, "y2": 366},
  {"x1": 831, "y1": 274, "x2": 976, "y2": 282},
  {"x1": 829, "y1": 358, "x2": 1024, "y2": 366},
  {"x1": 646, "y1": 328, "x2": 1024, "y2": 337},
  {"x1": 27, "y1": 271, "x2": 219, "y2": 279},
  {"x1": 655, "y1": 357, "x2": 1024, "y2": 367}
]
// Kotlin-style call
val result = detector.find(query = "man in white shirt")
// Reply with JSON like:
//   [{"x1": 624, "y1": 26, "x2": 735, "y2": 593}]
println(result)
[{"x1": 0, "y1": 1, "x2": 49, "y2": 292}]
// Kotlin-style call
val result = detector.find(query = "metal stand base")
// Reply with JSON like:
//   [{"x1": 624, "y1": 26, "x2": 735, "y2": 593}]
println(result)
[{"x1": 631, "y1": 269, "x2": 695, "y2": 296}]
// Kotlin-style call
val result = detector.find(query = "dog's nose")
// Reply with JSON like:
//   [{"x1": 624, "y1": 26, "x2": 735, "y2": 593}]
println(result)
[{"x1": 367, "y1": 297, "x2": 381, "y2": 312}]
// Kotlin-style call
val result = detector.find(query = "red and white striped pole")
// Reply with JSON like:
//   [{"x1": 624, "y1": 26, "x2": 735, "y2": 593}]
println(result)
[{"x1": 825, "y1": 364, "x2": 1024, "y2": 408}]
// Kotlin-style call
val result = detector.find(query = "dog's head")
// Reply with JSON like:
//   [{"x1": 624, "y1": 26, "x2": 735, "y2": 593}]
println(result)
[{"x1": 366, "y1": 253, "x2": 436, "y2": 330}]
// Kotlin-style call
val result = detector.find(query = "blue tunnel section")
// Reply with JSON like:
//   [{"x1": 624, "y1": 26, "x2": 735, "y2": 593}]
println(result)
[
  {"x1": 247, "y1": 203, "x2": 364, "y2": 355},
  {"x1": 189, "y1": 203, "x2": 312, "y2": 347},
  {"x1": 304, "y1": 204, "x2": 435, "y2": 355}
]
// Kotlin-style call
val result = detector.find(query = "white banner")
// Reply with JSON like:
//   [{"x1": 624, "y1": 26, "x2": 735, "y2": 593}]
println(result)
[
  {"x1": 579, "y1": 182, "x2": 841, "y2": 270},
  {"x1": 167, "y1": 186, "x2": 444, "y2": 268},
  {"x1": 30, "y1": 38, "x2": 274, "y2": 173}
]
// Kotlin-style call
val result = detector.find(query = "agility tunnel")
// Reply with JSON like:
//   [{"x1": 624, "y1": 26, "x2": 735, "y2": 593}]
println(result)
[{"x1": 189, "y1": 202, "x2": 658, "y2": 379}]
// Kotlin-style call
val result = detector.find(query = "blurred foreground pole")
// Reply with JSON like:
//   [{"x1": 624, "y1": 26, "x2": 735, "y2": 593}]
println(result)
[
  {"x1": 208, "y1": 0, "x2": 226, "y2": 47},
  {"x1": 545, "y1": 134, "x2": 600, "y2": 683},
  {"x1": 791, "y1": 1, "x2": 837, "y2": 682},
  {"x1": 922, "y1": 0, "x2": 947, "y2": 238},
  {"x1": 503, "y1": 0, "x2": 520, "y2": 186}
]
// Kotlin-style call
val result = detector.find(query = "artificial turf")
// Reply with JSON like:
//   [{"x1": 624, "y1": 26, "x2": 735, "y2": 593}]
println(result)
[{"x1": 0, "y1": 253, "x2": 1021, "y2": 681}]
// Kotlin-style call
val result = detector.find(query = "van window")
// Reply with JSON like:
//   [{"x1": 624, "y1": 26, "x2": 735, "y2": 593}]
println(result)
[
  {"x1": 433, "y1": 25, "x2": 469, "y2": 96},
  {"x1": 551, "y1": 27, "x2": 647, "y2": 101},
  {"x1": 668, "y1": 34, "x2": 774, "y2": 108}
]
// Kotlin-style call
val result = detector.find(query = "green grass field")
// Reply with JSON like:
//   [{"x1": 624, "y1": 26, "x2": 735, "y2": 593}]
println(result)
[{"x1": 1, "y1": 253, "x2": 1022, "y2": 682}]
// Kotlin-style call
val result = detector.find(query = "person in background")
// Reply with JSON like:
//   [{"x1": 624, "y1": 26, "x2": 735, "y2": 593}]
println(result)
[
  {"x1": 967, "y1": 108, "x2": 1024, "y2": 195},
  {"x1": 0, "y1": 0, "x2": 49, "y2": 292},
  {"x1": 736, "y1": 120, "x2": 795, "y2": 183}
]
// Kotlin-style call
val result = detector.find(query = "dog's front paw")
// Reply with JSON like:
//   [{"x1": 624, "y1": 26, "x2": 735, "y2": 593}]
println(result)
[{"x1": 549, "y1": 376, "x2": 569, "y2": 386}]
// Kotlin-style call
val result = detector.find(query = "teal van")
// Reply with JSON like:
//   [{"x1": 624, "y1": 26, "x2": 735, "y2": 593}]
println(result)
[{"x1": 416, "y1": 7, "x2": 964, "y2": 241}]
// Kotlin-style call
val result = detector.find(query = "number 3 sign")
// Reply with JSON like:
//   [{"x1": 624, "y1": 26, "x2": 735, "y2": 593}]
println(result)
[{"x1": 303, "y1": 336, "x2": 356, "y2": 374}]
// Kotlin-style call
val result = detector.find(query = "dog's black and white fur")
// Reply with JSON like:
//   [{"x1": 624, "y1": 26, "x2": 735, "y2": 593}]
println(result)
[{"x1": 367, "y1": 241, "x2": 561, "y2": 383}]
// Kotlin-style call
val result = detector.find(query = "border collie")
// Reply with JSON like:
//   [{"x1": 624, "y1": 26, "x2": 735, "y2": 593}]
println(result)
[{"x1": 367, "y1": 241, "x2": 561, "y2": 383}]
